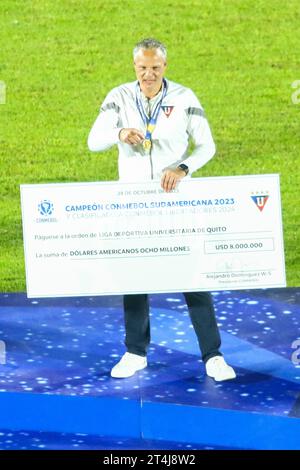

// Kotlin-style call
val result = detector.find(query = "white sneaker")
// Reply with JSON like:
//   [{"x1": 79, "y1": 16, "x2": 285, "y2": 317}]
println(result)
[
  {"x1": 205, "y1": 356, "x2": 236, "y2": 382},
  {"x1": 111, "y1": 352, "x2": 147, "y2": 378}
]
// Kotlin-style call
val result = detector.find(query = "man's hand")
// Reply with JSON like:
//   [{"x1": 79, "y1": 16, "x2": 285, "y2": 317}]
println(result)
[
  {"x1": 119, "y1": 128, "x2": 144, "y2": 145},
  {"x1": 161, "y1": 168, "x2": 186, "y2": 193}
]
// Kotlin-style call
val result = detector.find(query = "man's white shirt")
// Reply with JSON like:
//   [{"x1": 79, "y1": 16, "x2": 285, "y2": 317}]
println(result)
[{"x1": 88, "y1": 79, "x2": 216, "y2": 181}]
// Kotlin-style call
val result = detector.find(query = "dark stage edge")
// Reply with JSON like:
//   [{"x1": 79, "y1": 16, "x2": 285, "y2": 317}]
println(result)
[{"x1": 0, "y1": 289, "x2": 299, "y2": 450}]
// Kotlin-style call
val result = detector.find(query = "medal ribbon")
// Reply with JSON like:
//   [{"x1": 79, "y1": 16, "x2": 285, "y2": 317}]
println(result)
[{"x1": 136, "y1": 78, "x2": 167, "y2": 149}]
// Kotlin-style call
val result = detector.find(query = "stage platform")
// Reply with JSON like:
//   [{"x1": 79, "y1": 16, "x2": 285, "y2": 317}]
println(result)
[{"x1": 0, "y1": 289, "x2": 299, "y2": 450}]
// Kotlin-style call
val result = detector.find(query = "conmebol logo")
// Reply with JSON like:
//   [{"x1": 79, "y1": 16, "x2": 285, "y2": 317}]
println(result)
[{"x1": 38, "y1": 200, "x2": 54, "y2": 216}]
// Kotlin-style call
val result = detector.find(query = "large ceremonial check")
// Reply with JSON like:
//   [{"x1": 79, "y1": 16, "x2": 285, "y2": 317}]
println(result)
[{"x1": 20, "y1": 174, "x2": 286, "y2": 298}]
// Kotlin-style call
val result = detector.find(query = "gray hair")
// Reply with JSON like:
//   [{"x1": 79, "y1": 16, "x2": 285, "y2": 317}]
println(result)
[{"x1": 133, "y1": 38, "x2": 167, "y2": 61}]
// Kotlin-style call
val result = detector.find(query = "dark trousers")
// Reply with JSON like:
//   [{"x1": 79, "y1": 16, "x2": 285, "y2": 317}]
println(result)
[{"x1": 124, "y1": 292, "x2": 221, "y2": 364}]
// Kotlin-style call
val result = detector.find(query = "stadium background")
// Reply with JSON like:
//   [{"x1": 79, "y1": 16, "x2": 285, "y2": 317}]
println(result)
[{"x1": 0, "y1": 0, "x2": 299, "y2": 291}]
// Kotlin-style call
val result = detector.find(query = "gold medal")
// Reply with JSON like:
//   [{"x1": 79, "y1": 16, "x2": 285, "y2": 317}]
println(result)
[{"x1": 143, "y1": 139, "x2": 152, "y2": 151}]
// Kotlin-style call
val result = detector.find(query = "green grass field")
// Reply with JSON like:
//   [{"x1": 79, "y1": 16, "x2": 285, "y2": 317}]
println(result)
[{"x1": 0, "y1": 0, "x2": 299, "y2": 291}]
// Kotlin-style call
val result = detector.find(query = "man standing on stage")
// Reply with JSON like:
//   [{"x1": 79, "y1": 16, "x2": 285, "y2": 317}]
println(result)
[{"x1": 88, "y1": 38, "x2": 236, "y2": 382}]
